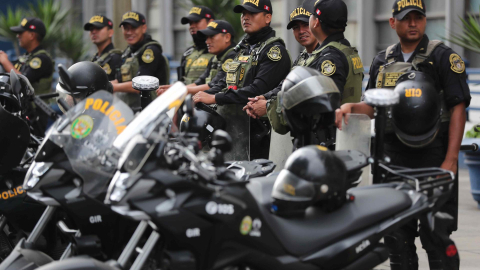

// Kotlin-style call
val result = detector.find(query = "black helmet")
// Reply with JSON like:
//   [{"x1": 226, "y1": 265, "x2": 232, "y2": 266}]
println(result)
[
  {"x1": 271, "y1": 145, "x2": 347, "y2": 215},
  {"x1": 392, "y1": 71, "x2": 442, "y2": 148},
  {"x1": 56, "y1": 62, "x2": 113, "y2": 112},
  {"x1": 281, "y1": 66, "x2": 341, "y2": 135},
  {"x1": 180, "y1": 103, "x2": 227, "y2": 148},
  {"x1": 0, "y1": 71, "x2": 33, "y2": 114}
]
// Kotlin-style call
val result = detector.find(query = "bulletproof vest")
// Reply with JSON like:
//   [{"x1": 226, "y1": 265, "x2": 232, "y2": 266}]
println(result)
[
  {"x1": 15, "y1": 50, "x2": 54, "y2": 95},
  {"x1": 375, "y1": 40, "x2": 451, "y2": 132},
  {"x1": 119, "y1": 41, "x2": 165, "y2": 108},
  {"x1": 226, "y1": 37, "x2": 286, "y2": 89},
  {"x1": 313, "y1": 42, "x2": 364, "y2": 104},
  {"x1": 92, "y1": 48, "x2": 122, "y2": 74},
  {"x1": 184, "y1": 48, "x2": 214, "y2": 84},
  {"x1": 205, "y1": 47, "x2": 235, "y2": 84}
]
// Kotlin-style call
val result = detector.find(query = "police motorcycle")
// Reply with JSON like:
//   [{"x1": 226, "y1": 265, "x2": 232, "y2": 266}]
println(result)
[
  {"x1": 0, "y1": 70, "x2": 60, "y2": 261},
  {"x1": 38, "y1": 73, "x2": 455, "y2": 270},
  {"x1": 0, "y1": 63, "x2": 140, "y2": 270}
]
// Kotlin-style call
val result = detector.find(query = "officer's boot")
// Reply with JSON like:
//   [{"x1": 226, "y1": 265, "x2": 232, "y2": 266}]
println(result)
[{"x1": 385, "y1": 231, "x2": 419, "y2": 270}]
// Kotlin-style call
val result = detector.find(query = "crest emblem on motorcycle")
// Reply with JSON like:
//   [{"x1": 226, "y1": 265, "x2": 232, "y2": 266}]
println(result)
[
  {"x1": 240, "y1": 216, "x2": 252, "y2": 235},
  {"x1": 71, "y1": 115, "x2": 94, "y2": 139}
]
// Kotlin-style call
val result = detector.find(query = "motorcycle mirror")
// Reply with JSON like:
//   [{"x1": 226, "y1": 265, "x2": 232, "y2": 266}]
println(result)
[
  {"x1": 211, "y1": 130, "x2": 232, "y2": 153},
  {"x1": 9, "y1": 70, "x2": 22, "y2": 97},
  {"x1": 58, "y1": 64, "x2": 74, "y2": 92}
]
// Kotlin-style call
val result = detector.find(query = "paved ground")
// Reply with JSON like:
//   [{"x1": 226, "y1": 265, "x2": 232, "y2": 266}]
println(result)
[{"x1": 376, "y1": 169, "x2": 480, "y2": 269}]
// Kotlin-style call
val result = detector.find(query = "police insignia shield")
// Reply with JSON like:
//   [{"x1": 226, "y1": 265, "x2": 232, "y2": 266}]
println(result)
[
  {"x1": 142, "y1": 49, "x2": 155, "y2": 64},
  {"x1": 267, "y1": 46, "x2": 282, "y2": 61},
  {"x1": 29, "y1": 57, "x2": 42, "y2": 69},
  {"x1": 103, "y1": 63, "x2": 112, "y2": 75},
  {"x1": 321, "y1": 60, "x2": 336, "y2": 76},
  {"x1": 222, "y1": 59, "x2": 233, "y2": 72},
  {"x1": 449, "y1": 54, "x2": 465, "y2": 74}
]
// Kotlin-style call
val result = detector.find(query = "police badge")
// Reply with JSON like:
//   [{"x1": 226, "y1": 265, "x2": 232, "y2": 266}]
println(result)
[
  {"x1": 267, "y1": 46, "x2": 282, "y2": 61},
  {"x1": 449, "y1": 53, "x2": 465, "y2": 74},
  {"x1": 142, "y1": 49, "x2": 155, "y2": 64},
  {"x1": 321, "y1": 60, "x2": 336, "y2": 76}
]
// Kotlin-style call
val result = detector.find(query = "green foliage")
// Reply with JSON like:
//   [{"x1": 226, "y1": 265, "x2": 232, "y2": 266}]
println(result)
[
  {"x1": 0, "y1": 0, "x2": 90, "y2": 63},
  {"x1": 466, "y1": 125, "x2": 480, "y2": 138},
  {"x1": 180, "y1": 0, "x2": 244, "y2": 42},
  {"x1": 445, "y1": 12, "x2": 480, "y2": 54}
]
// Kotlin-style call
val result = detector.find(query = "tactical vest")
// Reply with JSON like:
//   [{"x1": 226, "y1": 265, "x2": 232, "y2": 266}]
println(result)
[
  {"x1": 119, "y1": 41, "x2": 169, "y2": 108},
  {"x1": 312, "y1": 42, "x2": 364, "y2": 104},
  {"x1": 92, "y1": 48, "x2": 122, "y2": 75},
  {"x1": 226, "y1": 37, "x2": 287, "y2": 89},
  {"x1": 15, "y1": 50, "x2": 54, "y2": 95},
  {"x1": 184, "y1": 48, "x2": 214, "y2": 84},
  {"x1": 205, "y1": 47, "x2": 235, "y2": 84},
  {"x1": 375, "y1": 40, "x2": 451, "y2": 133}
]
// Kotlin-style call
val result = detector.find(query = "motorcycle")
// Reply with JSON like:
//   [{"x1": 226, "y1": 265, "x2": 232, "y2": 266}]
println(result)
[{"x1": 36, "y1": 86, "x2": 455, "y2": 270}]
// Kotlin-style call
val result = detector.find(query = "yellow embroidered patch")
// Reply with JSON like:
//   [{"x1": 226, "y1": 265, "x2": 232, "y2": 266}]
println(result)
[
  {"x1": 316, "y1": 145, "x2": 328, "y2": 151},
  {"x1": 29, "y1": 57, "x2": 42, "y2": 69},
  {"x1": 102, "y1": 63, "x2": 112, "y2": 75},
  {"x1": 449, "y1": 54, "x2": 465, "y2": 74},
  {"x1": 21, "y1": 18, "x2": 28, "y2": 27},
  {"x1": 321, "y1": 60, "x2": 336, "y2": 76},
  {"x1": 222, "y1": 59, "x2": 233, "y2": 72},
  {"x1": 142, "y1": 49, "x2": 155, "y2": 64},
  {"x1": 267, "y1": 46, "x2": 282, "y2": 61},
  {"x1": 239, "y1": 67, "x2": 246, "y2": 81}
]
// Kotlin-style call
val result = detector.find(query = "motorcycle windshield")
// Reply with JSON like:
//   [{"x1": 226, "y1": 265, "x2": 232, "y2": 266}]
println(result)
[
  {"x1": 113, "y1": 82, "x2": 187, "y2": 151},
  {"x1": 49, "y1": 91, "x2": 134, "y2": 197}
]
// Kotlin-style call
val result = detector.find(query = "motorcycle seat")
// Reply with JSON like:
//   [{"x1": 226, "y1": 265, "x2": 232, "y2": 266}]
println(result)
[{"x1": 246, "y1": 176, "x2": 412, "y2": 256}]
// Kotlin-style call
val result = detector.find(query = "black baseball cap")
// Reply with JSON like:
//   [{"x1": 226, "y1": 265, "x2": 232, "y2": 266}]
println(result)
[
  {"x1": 312, "y1": 0, "x2": 348, "y2": 29},
  {"x1": 119, "y1": 11, "x2": 146, "y2": 28},
  {"x1": 197, "y1": 20, "x2": 235, "y2": 39},
  {"x1": 287, "y1": 5, "x2": 312, "y2": 30},
  {"x1": 181, "y1": 6, "x2": 215, "y2": 25},
  {"x1": 234, "y1": 0, "x2": 273, "y2": 14},
  {"x1": 392, "y1": 0, "x2": 426, "y2": 20},
  {"x1": 84, "y1": 15, "x2": 114, "y2": 31},
  {"x1": 10, "y1": 18, "x2": 46, "y2": 38}
]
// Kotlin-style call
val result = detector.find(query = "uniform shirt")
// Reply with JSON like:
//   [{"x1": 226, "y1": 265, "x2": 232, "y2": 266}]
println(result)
[
  {"x1": 366, "y1": 34, "x2": 471, "y2": 149},
  {"x1": 207, "y1": 27, "x2": 292, "y2": 105},
  {"x1": 366, "y1": 35, "x2": 471, "y2": 109},
  {"x1": 91, "y1": 43, "x2": 122, "y2": 81},
  {"x1": 127, "y1": 34, "x2": 168, "y2": 85},
  {"x1": 14, "y1": 45, "x2": 53, "y2": 85},
  {"x1": 194, "y1": 43, "x2": 236, "y2": 87},
  {"x1": 179, "y1": 38, "x2": 209, "y2": 80}
]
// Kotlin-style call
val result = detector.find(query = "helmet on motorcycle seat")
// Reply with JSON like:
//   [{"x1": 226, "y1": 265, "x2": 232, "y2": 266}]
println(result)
[
  {"x1": 280, "y1": 66, "x2": 341, "y2": 135},
  {"x1": 56, "y1": 61, "x2": 113, "y2": 113},
  {"x1": 180, "y1": 103, "x2": 227, "y2": 148},
  {"x1": 0, "y1": 75, "x2": 21, "y2": 113},
  {"x1": 0, "y1": 72, "x2": 33, "y2": 114},
  {"x1": 392, "y1": 71, "x2": 442, "y2": 148},
  {"x1": 271, "y1": 145, "x2": 347, "y2": 215}
]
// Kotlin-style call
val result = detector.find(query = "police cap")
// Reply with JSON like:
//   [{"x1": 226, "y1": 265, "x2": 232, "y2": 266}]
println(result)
[
  {"x1": 10, "y1": 18, "x2": 46, "y2": 39},
  {"x1": 119, "y1": 11, "x2": 146, "y2": 28},
  {"x1": 234, "y1": 0, "x2": 273, "y2": 14},
  {"x1": 181, "y1": 6, "x2": 215, "y2": 25},
  {"x1": 197, "y1": 20, "x2": 235, "y2": 39},
  {"x1": 84, "y1": 15, "x2": 114, "y2": 31},
  {"x1": 287, "y1": 4, "x2": 312, "y2": 30},
  {"x1": 311, "y1": 0, "x2": 348, "y2": 29},
  {"x1": 392, "y1": 0, "x2": 426, "y2": 20}
]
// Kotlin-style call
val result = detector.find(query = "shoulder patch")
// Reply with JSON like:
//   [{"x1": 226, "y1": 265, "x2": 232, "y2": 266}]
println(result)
[
  {"x1": 102, "y1": 63, "x2": 112, "y2": 75},
  {"x1": 267, "y1": 46, "x2": 282, "y2": 61},
  {"x1": 184, "y1": 47, "x2": 194, "y2": 57},
  {"x1": 321, "y1": 60, "x2": 336, "y2": 76},
  {"x1": 449, "y1": 53, "x2": 465, "y2": 74},
  {"x1": 29, "y1": 57, "x2": 42, "y2": 69},
  {"x1": 222, "y1": 59, "x2": 233, "y2": 72},
  {"x1": 142, "y1": 48, "x2": 155, "y2": 64}
]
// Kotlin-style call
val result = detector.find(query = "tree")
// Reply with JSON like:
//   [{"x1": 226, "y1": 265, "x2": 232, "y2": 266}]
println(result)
[
  {"x1": 445, "y1": 12, "x2": 480, "y2": 54},
  {"x1": 0, "y1": 7, "x2": 25, "y2": 56}
]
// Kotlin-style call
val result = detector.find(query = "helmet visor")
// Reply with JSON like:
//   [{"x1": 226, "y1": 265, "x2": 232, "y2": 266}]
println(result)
[
  {"x1": 56, "y1": 83, "x2": 86, "y2": 113},
  {"x1": 272, "y1": 169, "x2": 316, "y2": 202}
]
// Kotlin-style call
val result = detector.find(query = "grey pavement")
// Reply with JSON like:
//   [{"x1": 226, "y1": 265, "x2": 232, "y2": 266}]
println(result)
[{"x1": 376, "y1": 169, "x2": 480, "y2": 269}]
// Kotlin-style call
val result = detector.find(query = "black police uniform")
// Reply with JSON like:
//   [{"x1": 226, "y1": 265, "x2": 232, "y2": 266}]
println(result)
[
  {"x1": 91, "y1": 43, "x2": 122, "y2": 81},
  {"x1": 14, "y1": 45, "x2": 54, "y2": 91},
  {"x1": 366, "y1": 34, "x2": 471, "y2": 270},
  {"x1": 194, "y1": 44, "x2": 236, "y2": 87}
]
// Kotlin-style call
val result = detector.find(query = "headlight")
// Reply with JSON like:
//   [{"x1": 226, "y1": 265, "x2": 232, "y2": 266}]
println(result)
[
  {"x1": 105, "y1": 172, "x2": 131, "y2": 203},
  {"x1": 23, "y1": 162, "x2": 53, "y2": 190}
]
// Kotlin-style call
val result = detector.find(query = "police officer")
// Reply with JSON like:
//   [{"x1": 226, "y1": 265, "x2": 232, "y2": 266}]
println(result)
[
  {"x1": 245, "y1": 0, "x2": 364, "y2": 137},
  {"x1": 178, "y1": 6, "x2": 216, "y2": 84},
  {"x1": 111, "y1": 11, "x2": 169, "y2": 108},
  {"x1": 193, "y1": 0, "x2": 291, "y2": 160},
  {"x1": 335, "y1": 1, "x2": 470, "y2": 269},
  {"x1": 0, "y1": 18, "x2": 53, "y2": 95},
  {"x1": 157, "y1": 20, "x2": 236, "y2": 96},
  {"x1": 84, "y1": 15, "x2": 122, "y2": 81}
]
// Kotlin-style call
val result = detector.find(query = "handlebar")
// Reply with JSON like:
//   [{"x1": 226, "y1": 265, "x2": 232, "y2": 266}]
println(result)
[
  {"x1": 36, "y1": 93, "x2": 59, "y2": 100},
  {"x1": 460, "y1": 143, "x2": 479, "y2": 152},
  {"x1": 32, "y1": 95, "x2": 58, "y2": 119}
]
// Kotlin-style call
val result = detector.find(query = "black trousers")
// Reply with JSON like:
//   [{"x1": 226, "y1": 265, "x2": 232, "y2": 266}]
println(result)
[{"x1": 384, "y1": 144, "x2": 460, "y2": 270}]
